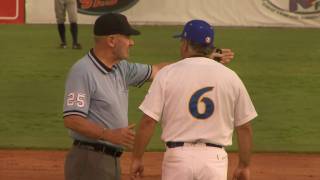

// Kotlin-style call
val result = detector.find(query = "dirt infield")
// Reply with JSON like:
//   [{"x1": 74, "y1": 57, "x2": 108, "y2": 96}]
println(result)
[{"x1": 0, "y1": 150, "x2": 319, "y2": 180}]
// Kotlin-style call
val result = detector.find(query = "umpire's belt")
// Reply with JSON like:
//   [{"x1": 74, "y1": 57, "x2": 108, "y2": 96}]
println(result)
[
  {"x1": 166, "y1": 141, "x2": 223, "y2": 149},
  {"x1": 73, "y1": 140, "x2": 123, "y2": 157}
]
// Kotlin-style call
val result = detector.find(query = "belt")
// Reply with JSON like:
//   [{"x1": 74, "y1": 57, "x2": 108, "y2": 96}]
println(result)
[
  {"x1": 73, "y1": 140, "x2": 123, "y2": 157},
  {"x1": 166, "y1": 141, "x2": 223, "y2": 149}
]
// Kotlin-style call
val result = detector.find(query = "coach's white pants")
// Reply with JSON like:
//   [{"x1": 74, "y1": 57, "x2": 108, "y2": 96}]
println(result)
[{"x1": 162, "y1": 144, "x2": 228, "y2": 180}]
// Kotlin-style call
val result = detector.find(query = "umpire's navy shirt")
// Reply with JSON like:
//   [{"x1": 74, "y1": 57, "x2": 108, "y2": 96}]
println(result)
[{"x1": 63, "y1": 49, "x2": 152, "y2": 146}]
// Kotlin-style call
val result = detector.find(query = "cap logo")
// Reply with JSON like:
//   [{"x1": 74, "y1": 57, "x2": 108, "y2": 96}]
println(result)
[{"x1": 205, "y1": 37, "x2": 211, "y2": 44}]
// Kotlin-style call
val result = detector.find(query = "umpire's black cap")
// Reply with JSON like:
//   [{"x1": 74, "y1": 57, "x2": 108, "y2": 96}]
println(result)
[{"x1": 94, "y1": 13, "x2": 140, "y2": 36}]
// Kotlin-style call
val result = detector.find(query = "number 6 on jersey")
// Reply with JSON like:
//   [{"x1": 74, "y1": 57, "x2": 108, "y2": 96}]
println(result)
[{"x1": 189, "y1": 87, "x2": 214, "y2": 119}]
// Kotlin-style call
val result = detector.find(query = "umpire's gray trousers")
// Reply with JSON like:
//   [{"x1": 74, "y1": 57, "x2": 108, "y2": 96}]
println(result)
[{"x1": 65, "y1": 146, "x2": 121, "y2": 180}]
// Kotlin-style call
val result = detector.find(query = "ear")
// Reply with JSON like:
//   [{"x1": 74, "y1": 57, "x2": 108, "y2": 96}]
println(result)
[
  {"x1": 106, "y1": 36, "x2": 116, "y2": 48},
  {"x1": 181, "y1": 39, "x2": 188, "y2": 52}
]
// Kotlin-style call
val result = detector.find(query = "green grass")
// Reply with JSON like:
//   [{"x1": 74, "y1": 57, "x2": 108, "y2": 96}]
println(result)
[{"x1": 0, "y1": 24, "x2": 319, "y2": 152}]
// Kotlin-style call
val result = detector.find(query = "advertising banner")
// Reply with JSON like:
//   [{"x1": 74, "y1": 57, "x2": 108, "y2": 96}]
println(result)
[
  {"x1": 77, "y1": 0, "x2": 139, "y2": 15},
  {"x1": 26, "y1": 0, "x2": 320, "y2": 27},
  {"x1": 0, "y1": 0, "x2": 25, "y2": 24},
  {"x1": 262, "y1": 0, "x2": 320, "y2": 20}
]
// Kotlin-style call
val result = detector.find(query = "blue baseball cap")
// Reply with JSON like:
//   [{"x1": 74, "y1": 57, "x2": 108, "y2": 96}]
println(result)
[{"x1": 174, "y1": 19, "x2": 214, "y2": 47}]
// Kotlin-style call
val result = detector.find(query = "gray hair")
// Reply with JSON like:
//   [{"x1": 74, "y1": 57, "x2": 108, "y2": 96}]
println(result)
[{"x1": 188, "y1": 40, "x2": 215, "y2": 57}]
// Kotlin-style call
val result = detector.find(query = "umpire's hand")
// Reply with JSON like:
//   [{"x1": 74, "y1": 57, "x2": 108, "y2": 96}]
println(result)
[
  {"x1": 103, "y1": 124, "x2": 136, "y2": 149},
  {"x1": 210, "y1": 48, "x2": 234, "y2": 65}
]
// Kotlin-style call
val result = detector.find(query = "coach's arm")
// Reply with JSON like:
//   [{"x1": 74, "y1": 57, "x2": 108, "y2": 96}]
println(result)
[
  {"x1": 232, "y1": 121, "x2": 253, "y2": 180},
  {"x1": 130, "y1": 114, "x2": 157, "y2": 179}
]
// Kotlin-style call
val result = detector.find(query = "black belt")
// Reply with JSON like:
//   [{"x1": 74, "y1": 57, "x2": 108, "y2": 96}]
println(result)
[
  {"x1": 73, "y1": 140, "x2": 123, "y2": 157},
  {"x1": 166, "y1": 141, "x2": 223, "y2": 149}
]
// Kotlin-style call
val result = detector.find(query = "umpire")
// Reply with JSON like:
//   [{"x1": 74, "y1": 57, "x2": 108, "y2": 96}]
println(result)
[{"x1": 62, "y1": 13, "x2": 167, "y2": 180}]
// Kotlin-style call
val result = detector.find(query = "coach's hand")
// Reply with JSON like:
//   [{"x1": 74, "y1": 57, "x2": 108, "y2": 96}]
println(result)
[
  {"x1": 103, "y1": 124, "x2": 136, "y2": 149},
  {"x1": 232, "y1": 166, "x2": 250, "y2": 180},
  {"x1": 130, "y1": 158, "x2": 144, "y2": 180}
]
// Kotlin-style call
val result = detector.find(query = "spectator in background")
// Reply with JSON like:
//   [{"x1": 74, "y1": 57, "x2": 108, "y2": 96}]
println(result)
[{"x1": 54, "y1": 0, "x2": 82, "y2": 49}]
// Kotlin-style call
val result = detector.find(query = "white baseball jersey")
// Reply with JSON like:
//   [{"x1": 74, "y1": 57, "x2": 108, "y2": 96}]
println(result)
[{"x1": 139, "y1": 57, "x2": 257, "y2": 146}]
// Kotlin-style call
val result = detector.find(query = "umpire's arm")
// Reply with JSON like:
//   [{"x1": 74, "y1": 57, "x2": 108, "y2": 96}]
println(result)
[
  {"x1": 64, "y1": 115, "x2": 136, "y2": 149},
  {"x1": 149, "y1": 62, "x2": 171, "y2": 81},
  {"x1": 233, "y1": 121, "x2": 253, "y2": 180},
  {"x1": 149, "y1": 48, "x2": 234, "y2": 81}
]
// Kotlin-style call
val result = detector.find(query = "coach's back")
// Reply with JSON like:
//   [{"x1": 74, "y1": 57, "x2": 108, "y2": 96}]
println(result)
[{"x1": 140, "y1": 56, "x2": 256, "y2": 147}]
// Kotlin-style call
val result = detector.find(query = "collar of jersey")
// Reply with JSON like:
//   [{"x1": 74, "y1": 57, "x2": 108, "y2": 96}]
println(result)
[{"x1": 88, "y1": 49, "x2": 117, "y2": 74}]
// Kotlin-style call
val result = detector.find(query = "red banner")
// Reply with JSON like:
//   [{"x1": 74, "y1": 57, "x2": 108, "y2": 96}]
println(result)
[{"x1": 0, "y1": 0, "x2": 25, "y2": 24}]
